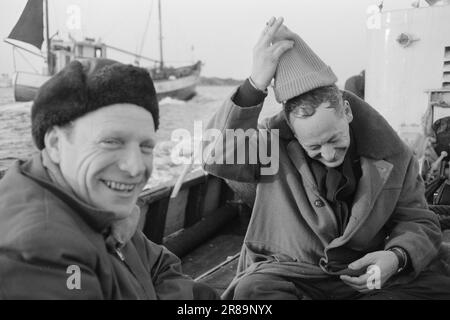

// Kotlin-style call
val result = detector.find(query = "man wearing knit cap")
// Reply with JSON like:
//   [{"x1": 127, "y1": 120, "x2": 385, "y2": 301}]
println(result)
[
  {"x1": 0, "y1": 58, "x2": 217, "y2": 300},
  {"x1": 203, "y1": 17, "x2": 450, "y2": 299}
]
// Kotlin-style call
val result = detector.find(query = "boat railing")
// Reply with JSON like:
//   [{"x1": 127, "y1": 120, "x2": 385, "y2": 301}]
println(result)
[{"x1": 137, "y1": 169, "x2": 244, "y2": 258}]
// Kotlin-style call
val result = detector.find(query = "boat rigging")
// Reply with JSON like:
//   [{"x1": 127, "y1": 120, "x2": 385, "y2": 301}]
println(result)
[{"x1": 4, "y1": 0, "x2": 202, "y2": 102}]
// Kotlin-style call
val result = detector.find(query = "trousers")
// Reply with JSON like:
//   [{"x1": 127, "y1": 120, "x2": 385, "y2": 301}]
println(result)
[{"x1": 233, "y1": 270, "x2": 450, "y2": 300}]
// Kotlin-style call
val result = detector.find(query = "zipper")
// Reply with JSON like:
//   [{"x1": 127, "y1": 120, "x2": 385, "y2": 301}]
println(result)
[{"x1": 111, "y1": 246, "x2": 151, "y2": 299}]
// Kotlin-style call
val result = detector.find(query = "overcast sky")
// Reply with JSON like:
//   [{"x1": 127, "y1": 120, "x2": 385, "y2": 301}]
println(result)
[{"x1": 0, "y1": 0, "x2": 414, "y2": 84}]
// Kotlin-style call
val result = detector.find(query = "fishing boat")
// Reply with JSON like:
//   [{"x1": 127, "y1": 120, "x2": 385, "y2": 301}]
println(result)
[{"x1": 4, "y1": 0, "x2": 202, "y2": 102}]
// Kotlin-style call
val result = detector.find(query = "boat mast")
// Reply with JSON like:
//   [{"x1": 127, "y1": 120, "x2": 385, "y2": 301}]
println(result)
[
  {"x1": 44, "y1": 0, "x2": 52, "y2": 75},
  {"x1": 158, "y1": 0, "x2": 164, "y2": 69}
]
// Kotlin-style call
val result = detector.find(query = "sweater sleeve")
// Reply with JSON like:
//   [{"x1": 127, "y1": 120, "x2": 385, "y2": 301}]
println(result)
[{"x1": 202, "y1": 83, "x2": 278, "y2": 182}]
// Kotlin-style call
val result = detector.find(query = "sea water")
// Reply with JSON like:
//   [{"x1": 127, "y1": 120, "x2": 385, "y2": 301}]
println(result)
[{"x1": 0, "y1": 85, "x2": 281, "y2": 189}]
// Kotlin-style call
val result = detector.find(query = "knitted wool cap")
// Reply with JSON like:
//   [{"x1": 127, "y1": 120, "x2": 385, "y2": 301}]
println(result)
[
  {"x1": 31, "y1": 58, "x2": 159, "y2": 150},
  {"x1": 274, "y1": 35, "x2": 338, "y2": 103}
]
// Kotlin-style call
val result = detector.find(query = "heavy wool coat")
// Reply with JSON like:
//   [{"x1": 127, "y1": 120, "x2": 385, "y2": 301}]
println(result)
[
  {"x1": 0, "y1": 153, "x2": 207, "y2": 299},
  {"x1": 203, "y1": 90, "x2": 442, "y2": 297}
]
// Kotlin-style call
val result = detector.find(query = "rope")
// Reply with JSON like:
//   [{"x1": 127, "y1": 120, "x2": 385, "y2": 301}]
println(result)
[
  {"x1": 12, "y1": 47, "x2": 17, "y2": 72},
  {"x1": 136, "y1": 0, "x2": 154, "y2": 64}
]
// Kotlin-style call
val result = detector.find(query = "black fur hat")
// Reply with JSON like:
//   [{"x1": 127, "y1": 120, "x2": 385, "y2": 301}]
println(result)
[{"x1": 31, "y1": 58, "x2": 159, "y2": 150}]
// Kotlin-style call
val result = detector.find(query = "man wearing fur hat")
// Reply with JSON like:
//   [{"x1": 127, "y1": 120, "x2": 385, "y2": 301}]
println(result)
[
  {"x1": 203, "y1": 17, "x2": 450, "y2": 299},
  {"x1": 0, "y1": 58, "x2": 217, "y2": 299}
]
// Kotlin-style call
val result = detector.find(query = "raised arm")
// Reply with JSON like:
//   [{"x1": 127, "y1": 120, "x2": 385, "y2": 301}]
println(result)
[{"x1": 202, "y1": 17, "x2": 294, "y2": 182}]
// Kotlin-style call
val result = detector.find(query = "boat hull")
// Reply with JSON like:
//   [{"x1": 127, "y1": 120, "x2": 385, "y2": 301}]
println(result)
[
  {"x1": 151, "y1": 61, "x2": 202, "y2": 101},
  {"x1": 156, "y1": 83, "x2": 197, "y2": 101},
  {"x1": 13, "y1": 72, "x2": 49, "y2": 102},
  {"x1": 154, "y1": 70, "x2": 201, "y2": 101},
  {"x1": 13, "y1": 62, "x2": 202, "y2": 102}
]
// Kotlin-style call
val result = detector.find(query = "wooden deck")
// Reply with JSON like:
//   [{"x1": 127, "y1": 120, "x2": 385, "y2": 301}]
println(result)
[{"x1": 181, "y1": 212, "x2": 250, "y2": 295}]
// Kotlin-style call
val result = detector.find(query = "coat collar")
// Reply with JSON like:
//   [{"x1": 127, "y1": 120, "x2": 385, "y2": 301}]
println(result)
[{"x1": 265, "y1": 90, "x2": 406, "y2": 160}]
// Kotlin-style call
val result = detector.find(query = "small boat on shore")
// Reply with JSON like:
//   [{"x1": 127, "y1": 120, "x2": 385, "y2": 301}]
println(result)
[{"x1": 5, "y1": 0, "x2": 202, "y2": 102}]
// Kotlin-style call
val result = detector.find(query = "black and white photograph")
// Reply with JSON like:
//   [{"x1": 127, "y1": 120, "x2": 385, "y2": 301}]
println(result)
[{"x1": 0, "y1": 0, "x2": 449, "y2": 305}]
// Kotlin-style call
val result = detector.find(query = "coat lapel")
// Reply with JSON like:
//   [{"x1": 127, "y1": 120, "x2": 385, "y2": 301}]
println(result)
[
  {"x1": 327, "y1": 157, "x2": 393, "y2": 249},
  {"x1": 286, "y1": 140, "x2": 316, "y2": 189},
  {"x1": 286, "y1": 140, "x2": 339, "y2": 243}
]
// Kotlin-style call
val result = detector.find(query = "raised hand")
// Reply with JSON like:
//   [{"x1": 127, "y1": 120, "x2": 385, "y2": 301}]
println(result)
[
  {"x1": 273, "y1": 23, "x2": 298, "y2": 42},
  {"x1": 250, "y1": 17, "x2": 294, "y2": 91}
]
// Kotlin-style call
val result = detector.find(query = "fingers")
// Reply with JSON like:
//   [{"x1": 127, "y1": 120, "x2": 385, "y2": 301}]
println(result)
[
  {"x1": 348, "y1": 253, "x2": 375, "y2": 270},
  {"x1": 259, "y1": 17, "x2": 276, "y2": 40},
  {"x1": 340, "y1": 273, "x2": 369, "y2": 286},
  {"x1": 259, "y1": 17, "x2": 285, "y2": 46},
  {"x1": 265, "y1": 17, "x2": 284, "y2": 39},
  {"x1": 271, "y1": 40, "x2": 294, "y2": 60},
  {"x1": 340, "y1": 273, "x2": 372, "y2": 293},
  {"x1": 273, "y1": 24, "x2": 297, "y2": 42},
  {"x1": 266, "y1": 16, "x2": 276, "y2": 27}
]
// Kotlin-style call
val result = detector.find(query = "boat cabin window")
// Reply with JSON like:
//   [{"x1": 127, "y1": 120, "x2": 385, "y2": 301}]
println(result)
[{"x1": 95, "y1": 48, "x2": 102, "y2": 58}]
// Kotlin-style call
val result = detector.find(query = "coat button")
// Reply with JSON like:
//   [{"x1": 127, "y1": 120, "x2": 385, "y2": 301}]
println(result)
[{"x1": 314, "y1": 199, "x2": 325, "y2": 208}]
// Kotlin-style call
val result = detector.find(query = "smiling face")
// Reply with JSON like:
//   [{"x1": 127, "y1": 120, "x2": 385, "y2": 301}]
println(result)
[
  {"x1": 289, "y1": 101, "x2": 353, "y2": 168},
  {"x1": 46, "y1": 103, "x2": 157, "y2": 219}
]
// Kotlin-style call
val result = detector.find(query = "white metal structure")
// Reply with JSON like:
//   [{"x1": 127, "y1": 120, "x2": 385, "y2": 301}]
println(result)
[{"x1": 365, "y1": 4, "x2": 450, "y2": 133}]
